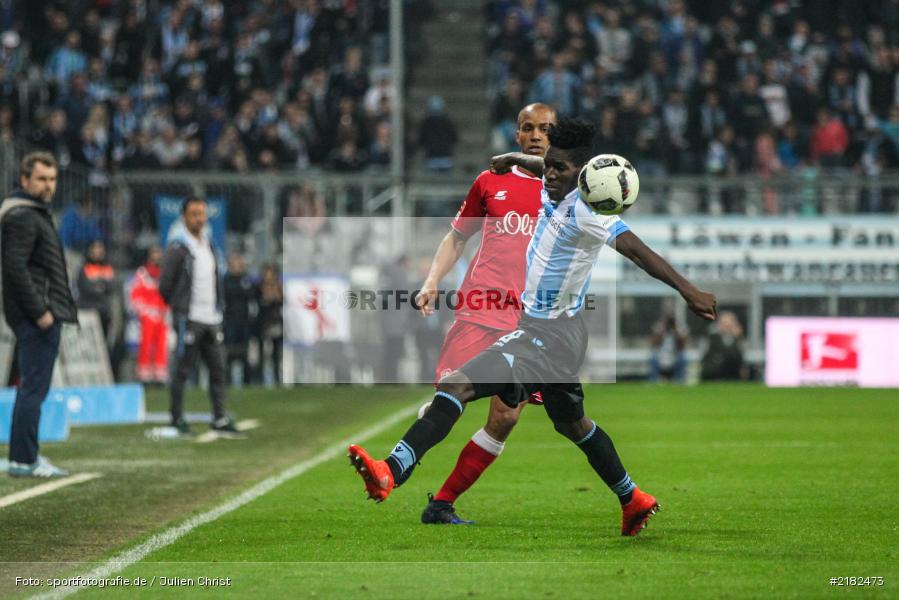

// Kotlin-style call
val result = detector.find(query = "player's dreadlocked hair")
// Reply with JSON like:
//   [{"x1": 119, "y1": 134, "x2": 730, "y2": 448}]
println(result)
[{"x1": 547, "y1": 117, "x2": 596, "y2": 167}]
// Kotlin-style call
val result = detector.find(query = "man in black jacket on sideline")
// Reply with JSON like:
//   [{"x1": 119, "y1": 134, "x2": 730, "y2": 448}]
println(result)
[
  {"x1": 1, "y1": 152, "x2": 77, "y2": 478},
  {"x1": 159, "y1": 196, "x2": 243, "y2": 438}
]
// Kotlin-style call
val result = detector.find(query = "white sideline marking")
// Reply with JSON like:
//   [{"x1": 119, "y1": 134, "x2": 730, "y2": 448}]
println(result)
[
  {"x1": 33, "y1": 400, "x2": 422, "y2": 600},
  {"x1": 194, "y1": 419, "x2": 261, "y2": 444},
  {"x1": 0, "y1": 473, "x2": 102, "y2": 509}
]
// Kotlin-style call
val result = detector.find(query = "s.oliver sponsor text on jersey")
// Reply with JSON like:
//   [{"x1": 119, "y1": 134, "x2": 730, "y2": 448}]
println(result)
[{"x1": 451, "y1": 166, "x2": 542, "y2": 331}]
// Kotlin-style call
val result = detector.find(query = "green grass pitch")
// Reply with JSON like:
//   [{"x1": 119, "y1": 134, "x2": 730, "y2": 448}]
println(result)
[{"x1": 3, "y1": 384, "x2": 897, "y2": 599}]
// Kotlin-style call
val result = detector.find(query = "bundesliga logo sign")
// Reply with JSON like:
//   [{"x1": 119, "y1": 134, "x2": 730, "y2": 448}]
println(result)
[{"x1": 800, "y1": 332, "x2": 859, "y2": 371}]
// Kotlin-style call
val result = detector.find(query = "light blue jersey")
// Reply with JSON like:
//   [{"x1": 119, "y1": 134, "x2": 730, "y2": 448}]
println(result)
[{"x1": 522, "y1": 186, "x2": 629, "y2": 319}]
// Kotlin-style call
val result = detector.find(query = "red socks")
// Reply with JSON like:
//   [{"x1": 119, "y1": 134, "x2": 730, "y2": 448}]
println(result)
[{"x1": 434, "y1": 429, "x2": 504, "y2": 503}]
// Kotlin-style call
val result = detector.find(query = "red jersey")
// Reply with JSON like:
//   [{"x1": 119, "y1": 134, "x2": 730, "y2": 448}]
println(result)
[{"x1": 450, "y1": 166, "x2": 543, "y2": 331}]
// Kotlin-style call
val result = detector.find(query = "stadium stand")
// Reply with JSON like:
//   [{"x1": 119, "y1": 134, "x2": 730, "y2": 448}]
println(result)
[
  {"x1": 8, "y1": 1, "x2": 397, "y2": 176},
  {"x1": 487, "y1": 1, "x2": 899, "y2": 189}
]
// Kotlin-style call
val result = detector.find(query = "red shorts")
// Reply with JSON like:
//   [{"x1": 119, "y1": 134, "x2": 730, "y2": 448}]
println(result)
[
  {"x1": 434, "y1": 320, "x2": 542, "y2": 404},
  {"x1": 434, "y1": 320, "x2": 504, "y2": 384}
]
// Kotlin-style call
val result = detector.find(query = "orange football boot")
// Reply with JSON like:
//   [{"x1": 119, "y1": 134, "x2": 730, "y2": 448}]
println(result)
[
  {"x1": 621, "y1": 487, "x2": 660, "y2": 536},
  {"x1": 348, "y1": 444, "x2": 395, "y2": 502}
]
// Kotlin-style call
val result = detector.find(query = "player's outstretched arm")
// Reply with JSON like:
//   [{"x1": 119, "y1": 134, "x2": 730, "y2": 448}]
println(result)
[
  {"x1": 416, "y1": 229, "x2": 468, "y2": 316},
  {"x1": 613, "y1": 230, "x2": 717, "y2": 321},
  {"x1": 490, "y1": 152, "x2": 545, "y2": 176}
]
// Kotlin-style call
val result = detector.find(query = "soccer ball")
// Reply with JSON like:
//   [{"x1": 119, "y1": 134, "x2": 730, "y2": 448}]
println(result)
[{"x1": 577, "y1": 154, "x2": 640, "y2": 215}]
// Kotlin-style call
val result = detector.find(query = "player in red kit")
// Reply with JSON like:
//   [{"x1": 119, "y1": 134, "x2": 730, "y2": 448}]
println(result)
[
  {"x1": 130, "y1": 246, "x2": 170, "y2": 384},
  {"x1": 413, "y1": 103, "x2": 557, "y2": 524}
]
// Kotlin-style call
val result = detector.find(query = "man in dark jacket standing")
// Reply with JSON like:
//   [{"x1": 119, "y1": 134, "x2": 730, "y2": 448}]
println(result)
[
  {"x1": 159, "y1": 196, "x2": 242, "y2": 438},
  {"x1": 1, "y1": 152, "x2": 78, "y2": 477},
  {"x1": 222, "y1": 252, "x2": 255, "y2": 386}
]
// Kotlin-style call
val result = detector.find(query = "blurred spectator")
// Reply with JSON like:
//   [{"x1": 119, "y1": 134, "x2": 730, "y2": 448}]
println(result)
[
  {"x1": 180, "y1": 138, "x2": 205, "y2": 170},
  {"x1": 368, "y1": 121, "x2": 392, "y2": 166},
  {"x1": 363, "y1": 68, "x2": 393, "y2": 121},
  {"x1": 111, "y1": 95, "x2": 139, "y2": 163},
  {"x1": 45, "y1": 30, "x2": 87, "y2": 90},
  {"x1": 701, "y1": 311, "x2": 748, "y2": 381},
  {"x1": 223, "y1": 253, "x2": 256, "y2": 386},
  {"x1": 58, "y1": 73, "x2": 91, "y2": 136},
  {"x1": 777, "y1": 120, "x2": 807, "y2": 171},
  {"x1": 662, "y1": 89, "x2": 691, "y2": 172},
  {"x1": 331, "y1": 96, "x2": 364, "y2": 148},
  {"x1": 60, "y1": 195, "x2": 103, "y2": 254},
  {"x1": 76, "y1": 240, "x2": 117, "y2": 365},
  {"x1": 596, "y1": 8, "x2": 632, "y2": 74},
  {"x1": 881, "y1": 105, "x2": 899, "y2": 156},
  {"x1": 160, "y1": 9, "x2": 190, "y2": 73},
  {"x1": 615, "y1": 87, "x2": 641, "y2": 159},
  {"x1": 329, "y1": 47, "x2": 369, "y2": 101},
  {"x1": 111, "y1": 11, "x2": 147, "y2": 80},
  {"x1": 811, "y1": 107, "x2": 850, "y2": 167},
  {"x1": 283, "y1": 183, "x2": 327, "y2": 238},
  {"x1": 755, "y1": 126, "x2": 784, "y2": 213},
  {"x1": 634, "y1": 99, "x2": 666, "y2": 176},
  {"x1": 130, "y1": 246, "x2": 169, "y2": 384},
  {"x1": 0, "y1": 30, "x2": 23, "y2": 83},
  {"x1": 128, "y1": 59, "x2": 170, "y2": 117},
  {"x1": 151, "y1": 124, "x2": 187, "y2": 168},
  {"x1": 86, "y1": 57, "x2": 114, "y2": 104},
  {"x1": 328, "y1": 140, "x2": 367, "y2": 171},
  {"x1": 277, "y1": 102, "x2": 315, "y2": 168},
  {"x1": 171, "y1": 41, "x2": 206, "y2": 99},
  {"x1": 31, "y1": 109, "x2": 74, "y2": 169},
  {"x1": 755, "y1": 126, "x2": 783, "y2": 176},
  {"x1": 594, "y1": 106, "x2": 618, "y2": 151},
  {"x1": 121, "y1": 130, "x2": 161, "y2": 170},
  {"x1": 203, "y1": 97, "x2": 228, "y2": 155},
  {"x1": 492, "y1": 77, "x2": 526, "y2": 152},
  {"x1": 637, "y1": 53, "x2": 670, "y2": 108},
  {"x1": 648, "y1": 315, "x2": 687, "y2": 383},
  {"x1": 419, "y1": 96, "x2": 457, "y2": 172},
  {"x1": 858, "y1": 46, "x2": 898, "y2": 120},
  {"x1": 210, "y1": 125, "x2": 247, "y2": 171},
  {"x1": 576, "y1": 81, "x2": 602, "y2": 122},
  {"x1": 529, "y1": 53, "x2": 580, "y2": 115},
  {"x1": 691, "y1": 89, "x2": 726, "y2": 153},
  {"x1": 252, "y1": 121, "x2": 295, "y2": 168},
  {"x1": 256, "y1": 263, "x2": 284, "y2": 386},
  {"x1": 705, "y1": 125, "x2": 740, "y2": 212},
  {"x1": 856, "y1": 119, "x2": 899, "y2": 212},
  {"x1": 827, "y1": 67, "x2": 861, "y2": 131},
  {"x1": 172, "y1": 97, "x2": 200, "y2": 140},
  {"x1": 730, "y1": 74, "x2": 769, "y2": 162},
  {"x1": 77, "y1": 105, "x2": 111, "y2": 184},
  {"x1": 759, "y1": 60, "x2": 791, "y2": 128},
  {"x1": 0, "y1": 105, "x2": 13, "y2": 144},
  {"x1": 735, "y1": 40, "x2": 762, "y2": 80},
  {"x1": 706, "y1": 125, "x2": 738, "y2": 175}
]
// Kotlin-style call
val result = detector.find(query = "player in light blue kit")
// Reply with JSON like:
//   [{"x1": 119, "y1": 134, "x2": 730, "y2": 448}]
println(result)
[{"x1": 350, "y1": 118, "x2": 717, "y2": 536}]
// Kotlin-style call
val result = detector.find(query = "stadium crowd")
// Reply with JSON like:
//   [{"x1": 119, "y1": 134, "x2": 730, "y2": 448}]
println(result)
[
  {"x1": 488, "y1": 0, "x2": 899, "y2": 181},
  {"x1": 3, "y1": 0, "x2": 397, "y2": 181}
]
